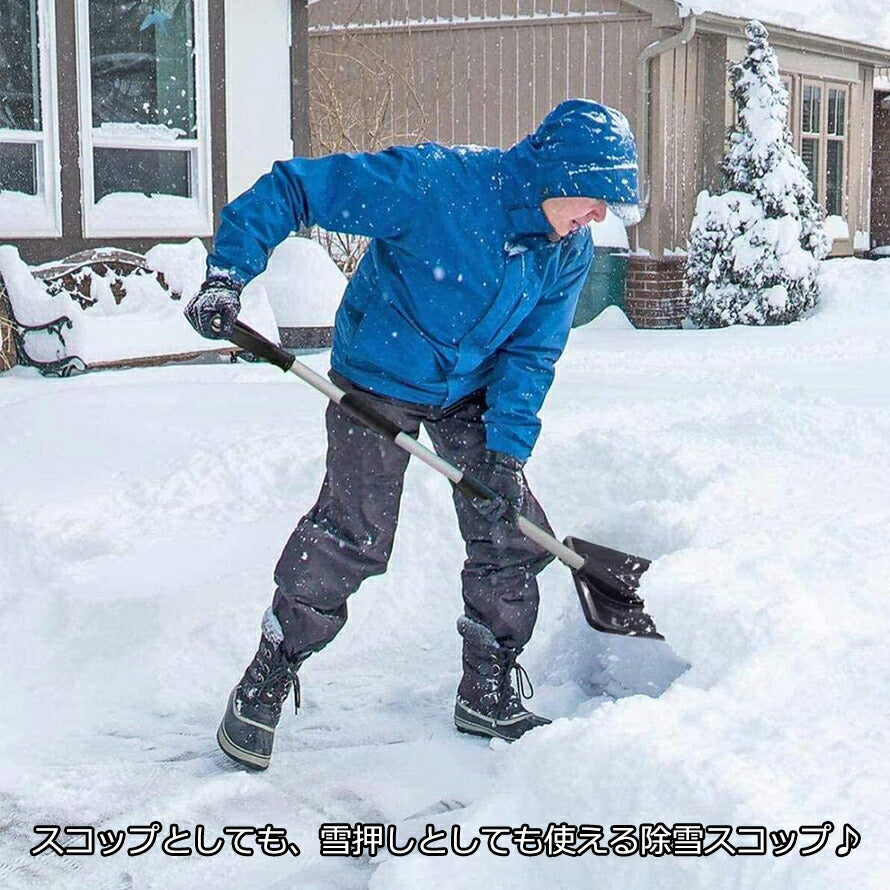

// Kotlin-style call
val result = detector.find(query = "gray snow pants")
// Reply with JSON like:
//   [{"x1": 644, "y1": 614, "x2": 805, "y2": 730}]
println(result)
[{"x1": 271, "y1": 369, "x2": 556, "y2": 661}]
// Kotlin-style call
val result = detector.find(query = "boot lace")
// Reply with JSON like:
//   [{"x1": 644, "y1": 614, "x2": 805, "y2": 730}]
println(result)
[
  {"x1": 494, "y1": 652, "x2": 535, "y2": 714},
  {"x1": 512, "y1": 661, "x2": 534, "y2": 701},
  {"x1": 248, "y1": 643, "x2": 302, "y2": 714}
]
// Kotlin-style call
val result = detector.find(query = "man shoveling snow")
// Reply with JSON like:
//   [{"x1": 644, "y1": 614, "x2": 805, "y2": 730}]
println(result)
[{"x1": 184, "y1": 99, "x2": 639, "y2": 770}]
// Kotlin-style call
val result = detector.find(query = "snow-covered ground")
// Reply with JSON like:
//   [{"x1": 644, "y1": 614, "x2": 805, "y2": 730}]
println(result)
[{"x1": 1, "y1": 258, "x2": 889, "y2": 889}]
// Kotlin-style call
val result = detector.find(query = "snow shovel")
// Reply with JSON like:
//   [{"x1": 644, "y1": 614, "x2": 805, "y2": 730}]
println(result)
[{"x1": 218, "y1": 318, "x2": 663, "y2": 641}]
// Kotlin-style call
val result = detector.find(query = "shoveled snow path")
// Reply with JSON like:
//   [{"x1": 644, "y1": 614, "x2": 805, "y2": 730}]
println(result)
[
  {"x1": 1, "y1": 257, "x2": 888, "y2": 888},
  {"x1": 0, "y1": 363, "x2": 515, "y2": 890}
]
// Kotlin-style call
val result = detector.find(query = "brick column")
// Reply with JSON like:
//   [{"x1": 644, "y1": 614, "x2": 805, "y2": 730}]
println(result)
[
  {"x1": 625, "y1": 255, "x2": 689, "y2": 328},
  {"x1": 872, "y1": 91, "x2": 890, "y2": 250}
]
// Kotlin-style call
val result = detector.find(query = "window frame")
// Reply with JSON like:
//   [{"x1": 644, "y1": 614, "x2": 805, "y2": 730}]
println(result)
[
  {"x1": 824, "y1": 84, "x2": 848, "y2": 219},
  {"x1": 73, "y1": 0, "x2": 213, "y2": 238},
  {"x1": 786, "y1": 73, "x2": 850, "y2": 221},
  {"x1": 0, "y1": 0, "x2": 62, "y2": 237},
  {"x1": 800, "y1": 78, "x2": 824, "y2": 203}
]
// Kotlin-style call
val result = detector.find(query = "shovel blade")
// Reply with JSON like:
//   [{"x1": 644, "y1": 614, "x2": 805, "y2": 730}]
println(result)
[{"x1": 563, "y1": 536, "x2": 663, "y2": 641}]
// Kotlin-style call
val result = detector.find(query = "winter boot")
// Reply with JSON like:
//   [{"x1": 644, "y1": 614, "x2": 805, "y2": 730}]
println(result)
[
  {"x1": 453, "y1": 616, "x2": 551, "y2": 742},
  {"x1": 217, "y1": 607, "x2": 306, "y2": 770}
]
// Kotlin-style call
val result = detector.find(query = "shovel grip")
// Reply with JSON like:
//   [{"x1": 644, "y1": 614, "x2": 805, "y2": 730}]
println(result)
[
  {"x1": 225, "y1": 319, "x2": 295, "y2": 372},
  {"x1": 338, "y1": 392, "x2": 403, "y2": 440},
  {"x1": 452, "y1": 474, "x2": 500, "y2": 503}
]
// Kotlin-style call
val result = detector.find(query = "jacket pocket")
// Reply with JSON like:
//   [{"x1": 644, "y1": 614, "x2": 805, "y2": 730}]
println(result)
[{"x1": 347, "y1": 300, "x2": 443, "y2": 385}]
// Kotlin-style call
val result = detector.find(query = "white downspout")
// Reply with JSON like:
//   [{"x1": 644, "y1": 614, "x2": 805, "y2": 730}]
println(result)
[{"x1": 634, "y1": 13, "x2": 697, "y2": 249}]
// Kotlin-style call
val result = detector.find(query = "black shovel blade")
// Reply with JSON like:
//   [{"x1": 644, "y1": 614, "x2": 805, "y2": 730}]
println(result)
[{"x1": 563, "y1": 536, "x2": 663, "y2": 641}]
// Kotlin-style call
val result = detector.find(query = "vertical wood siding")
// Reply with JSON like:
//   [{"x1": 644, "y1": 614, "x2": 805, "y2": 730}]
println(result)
[
  {"x1": 655, "y1": 37, "x2": 708, "y2": 252},
  {"x1": 308, "y1": 0, "x2": 656, "y2": 149},
  {"x1": 872, "y1": 83, "x2": 890, "y2": 248},
  {"x1": 640, "y1": 36, "x2": 724, "y2": 254}
]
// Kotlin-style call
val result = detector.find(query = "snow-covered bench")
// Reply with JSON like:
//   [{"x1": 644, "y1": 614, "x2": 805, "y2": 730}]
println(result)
[
  {"x1": 0, "y1": 247, "x2": 235, "y2": 375},
  {"x1": 0, "y1": 236, "x2": 343, "y2": 376}
]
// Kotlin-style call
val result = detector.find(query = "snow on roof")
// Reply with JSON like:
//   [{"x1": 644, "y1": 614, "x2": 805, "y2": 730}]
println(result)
[{"x1": 679, "y1": 1, "x2": 890, "y2": 51}]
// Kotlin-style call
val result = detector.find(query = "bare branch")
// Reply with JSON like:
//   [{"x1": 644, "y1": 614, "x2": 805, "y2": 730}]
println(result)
[{"x1": 308, "y1": 18, "x2": 434, "y2": 275}]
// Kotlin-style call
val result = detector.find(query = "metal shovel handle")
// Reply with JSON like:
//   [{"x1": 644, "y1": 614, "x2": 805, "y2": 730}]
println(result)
[{"x1": 222, "y1": 318, "x2": 586, "y2": 571}]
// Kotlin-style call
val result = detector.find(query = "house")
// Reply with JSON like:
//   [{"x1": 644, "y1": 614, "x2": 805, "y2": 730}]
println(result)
[
  {"x1": 0, "y1": 0, "x2": 310, "y2": 263},
  {"x1": 307, "y1": 0, "x2": 890, "y2": 326},
  {"x1": 1, "y1": 0, "x2": 889, "y2": 334}
]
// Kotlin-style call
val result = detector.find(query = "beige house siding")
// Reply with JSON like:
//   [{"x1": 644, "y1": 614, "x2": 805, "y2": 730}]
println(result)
[
  {"x1": 646, "y1": 34, "x2": 715, "y2": 254},
  {"x1": 309, "y1": 0, "x2": 658, "y2": 149}
]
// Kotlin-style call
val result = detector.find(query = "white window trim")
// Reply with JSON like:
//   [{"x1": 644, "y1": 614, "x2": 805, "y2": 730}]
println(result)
[
  {"x1": 792, "y1": 74, "x2": 850, "y2": 220},
  {"x1": 0, "y1": 0, "x2": 62, "y2": 238},
  {"x1": 74, "y1": 0, "x2": 213, "y2": 238},
  {"x1": 824, "y1": 84, "x2": 849, "y2": 220},
  {"x1": 802, "y1": 79, "x2": 827, "y2": 203}
]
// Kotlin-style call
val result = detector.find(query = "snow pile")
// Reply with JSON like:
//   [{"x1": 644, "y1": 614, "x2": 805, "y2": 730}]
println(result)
[
  {"x1": 810, "y1": 255, "x2": 890, "y2": 332},
  {"x1": 89, "y1": 194, "x2": 212, "y2": 237},
  {"x1": 681, "y1": 0, "x2": 890, "y2": 50},
  {"x1": 823, "y1": 215, "x2": 849, "y2": 243},
  {"x1": 0, "y1": 246, "x2": 58, "y2": 328},
  {"x1": 585, "y1": 304, "x2": 635, "y2": 330},
  {"x1": 145, "y1": 238, "x2": 209, "y2": 300},
  {"x1": 241, "y1": 236, "x2": 346, "y2": 327},
  {"x1": 686, "y1": 22, "x2": 829, "y2": 327},
  {"x1": 1, "y1": 257, "x2": 889, "y2": 888},
  {"x1": 0, "y1": 191, "x2": 57, "y2": 236}
]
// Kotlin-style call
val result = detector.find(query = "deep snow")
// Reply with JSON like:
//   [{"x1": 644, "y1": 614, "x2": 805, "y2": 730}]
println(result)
[{"x1": 1, "y1": 258, "x2": 889, "y2": 889}]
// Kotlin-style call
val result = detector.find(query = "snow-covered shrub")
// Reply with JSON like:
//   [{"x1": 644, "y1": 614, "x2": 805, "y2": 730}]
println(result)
[{"x1": 686, "y1": 21, "x2": 830, "y2": 327}]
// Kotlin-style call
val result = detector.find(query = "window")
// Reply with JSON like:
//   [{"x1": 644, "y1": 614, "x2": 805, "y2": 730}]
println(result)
[
  {"x1": 75, "y1": 0, "x2": 212, "y2": 237},
  {"x1": 0, "y1": 0, "x2": 61, "y2": 235},
  {"x1": 800, "y1": 79, "x2": 848, "y2": 218},
  {"x1": 801, "y1": 83, "x2": 821, "y2": 201}
]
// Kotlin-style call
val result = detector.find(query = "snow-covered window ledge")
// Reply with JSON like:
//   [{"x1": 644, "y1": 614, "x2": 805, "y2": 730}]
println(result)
[
  {"x1": 74, "y1": 0, "x2": 213, "y2": 239},
  {"x1": 0, "y1": 0, "x2": 62, "y2": 238}
]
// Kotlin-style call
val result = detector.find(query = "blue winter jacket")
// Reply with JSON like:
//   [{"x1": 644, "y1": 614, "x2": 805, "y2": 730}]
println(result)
[{"x1": 208, "y1": 100, "x2": 638, "y2": 460}]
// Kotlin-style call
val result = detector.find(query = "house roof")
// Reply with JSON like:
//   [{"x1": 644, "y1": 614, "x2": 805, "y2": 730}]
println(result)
[{"x1": 679, "y1": 1, "x2": 890, "y2": 52}]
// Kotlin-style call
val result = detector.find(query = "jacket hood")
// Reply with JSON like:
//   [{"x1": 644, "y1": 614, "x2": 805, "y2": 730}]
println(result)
[{"x1": 500, "y1": 99, "x2": 639, "y2": 237}]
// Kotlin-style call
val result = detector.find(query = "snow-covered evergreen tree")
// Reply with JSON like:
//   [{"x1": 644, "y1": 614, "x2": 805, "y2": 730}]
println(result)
[{"x1": 686, "y1": 21, "x2": 830, "y2": 327}]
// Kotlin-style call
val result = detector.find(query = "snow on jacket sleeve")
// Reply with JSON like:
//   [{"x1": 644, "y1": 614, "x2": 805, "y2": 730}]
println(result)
[
  {"x1": 207, "y1": 147, "x2": 423, "y2": 285},
  {"x1": 483, "y1": 234, "x2": 593, "y2": 461}
]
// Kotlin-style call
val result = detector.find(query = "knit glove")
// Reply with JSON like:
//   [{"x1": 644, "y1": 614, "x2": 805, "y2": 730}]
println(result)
[
  {"x1": 469, "y1": 450, "x2": 525, "y2": 524},
  {"x1": 184, "y1": 275, "x2": 242, "y2": 339}
]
